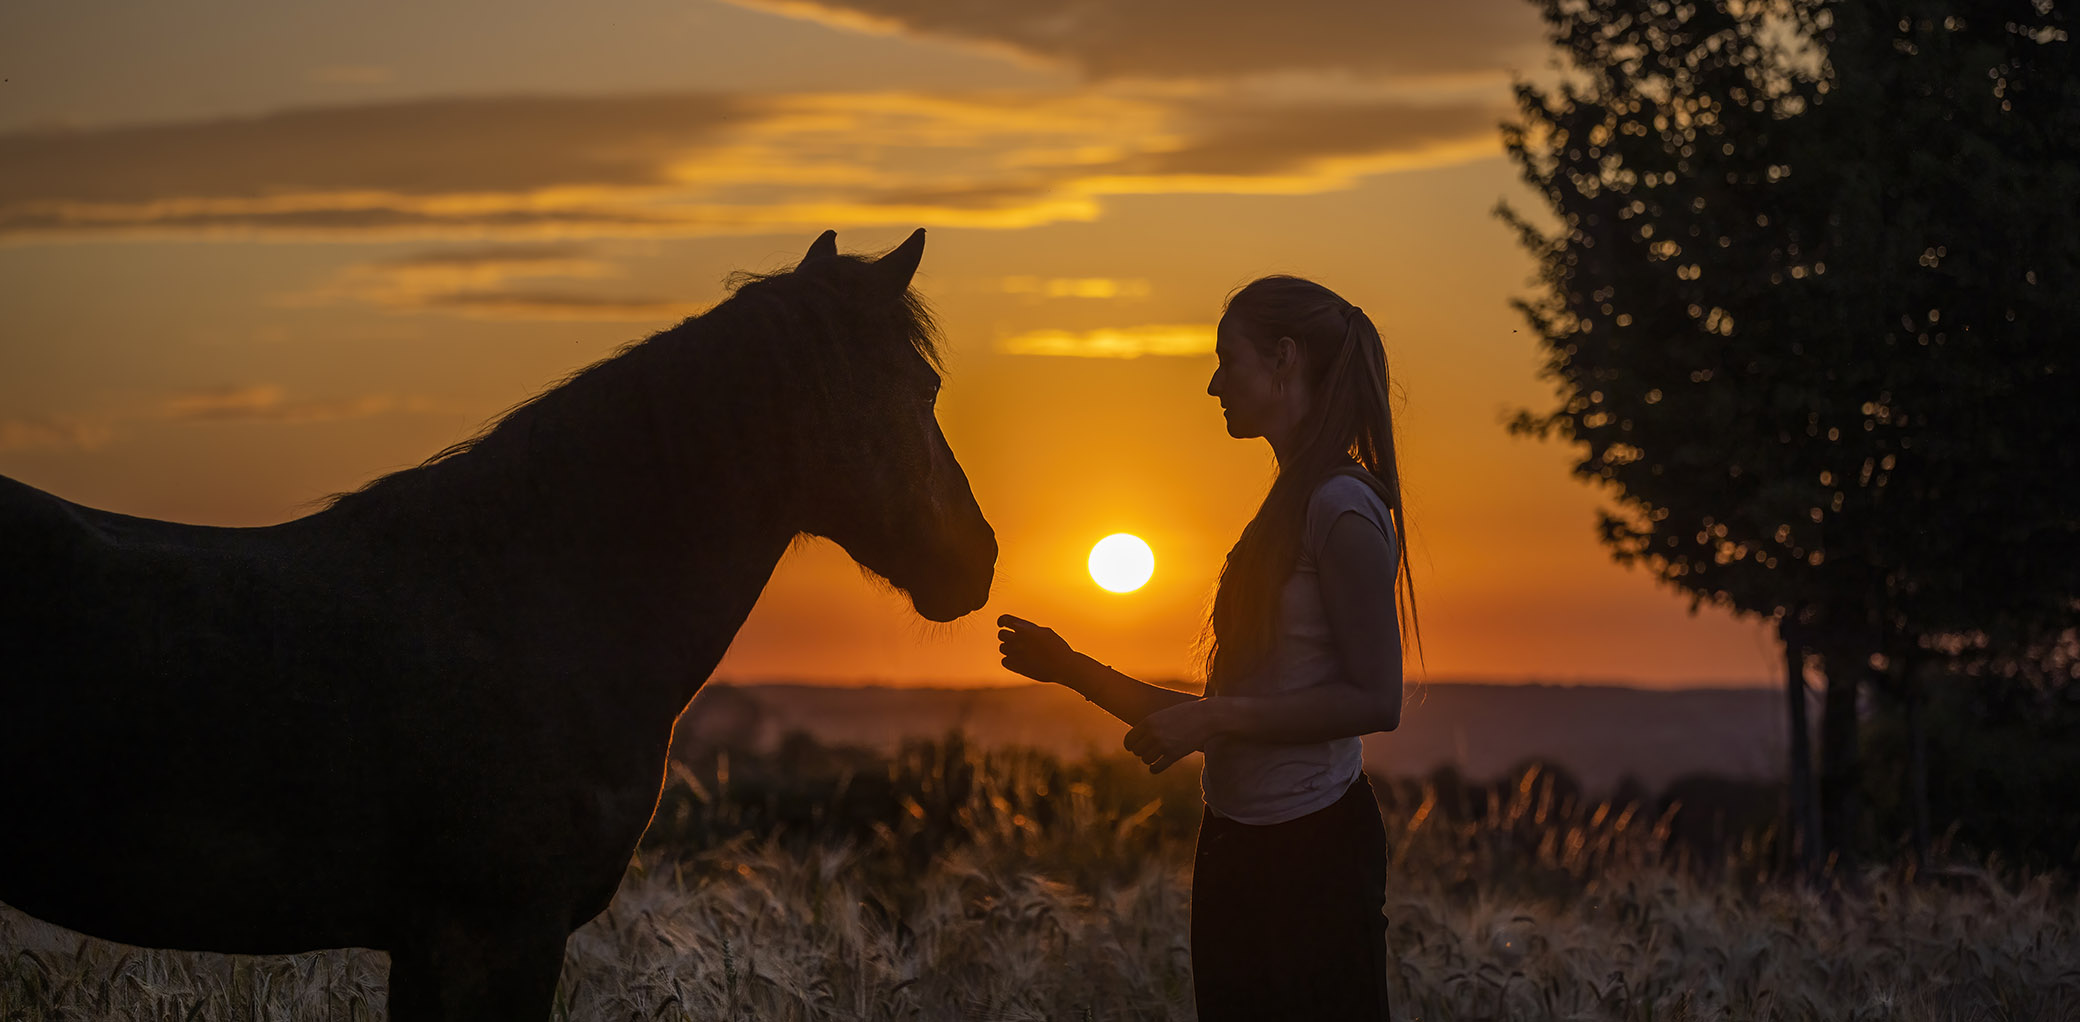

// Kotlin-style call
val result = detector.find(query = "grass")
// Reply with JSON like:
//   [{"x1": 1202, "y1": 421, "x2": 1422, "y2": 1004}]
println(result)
[{"x1": 4, "y1": 736, "x2": 2076, "y2": 1021}]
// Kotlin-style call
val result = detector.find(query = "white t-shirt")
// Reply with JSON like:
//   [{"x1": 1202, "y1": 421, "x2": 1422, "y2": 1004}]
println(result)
[{"x1": 1200, "y1": 473, "x2": 1397, "y2": 825}]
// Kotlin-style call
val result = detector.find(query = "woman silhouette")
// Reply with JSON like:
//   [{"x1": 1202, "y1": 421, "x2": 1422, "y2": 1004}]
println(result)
[{"x1": 999, "y1": 275, "x2": 1414, "y2": 1021}]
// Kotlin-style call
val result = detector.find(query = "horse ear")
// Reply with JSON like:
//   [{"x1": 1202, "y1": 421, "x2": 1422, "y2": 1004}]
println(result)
[
  {"x1": 799, "y1": 230, "x2": 838, "y2": 270},
  {"x1": 872, "y1": 228, "x2": 926, "y2": 295}
]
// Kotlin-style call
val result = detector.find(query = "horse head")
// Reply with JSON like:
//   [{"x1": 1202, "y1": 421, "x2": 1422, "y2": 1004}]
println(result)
[{"x1": 779, "y1": 228, "x2": 996, "y2": 622}]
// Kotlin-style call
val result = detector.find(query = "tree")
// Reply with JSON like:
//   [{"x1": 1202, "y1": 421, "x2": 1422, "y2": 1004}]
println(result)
[
  {"x1": 1813, "y1": 0, "x2": 2080, "y2": 865},
  {"x1": 1501, "y1": 0, "x2": 2079, "y2": 876},
  {"x1": 1863, "y1": 630, "x2": 2080, "y2": 870}
]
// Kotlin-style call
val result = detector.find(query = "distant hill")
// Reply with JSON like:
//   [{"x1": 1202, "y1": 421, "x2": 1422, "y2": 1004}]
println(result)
[{"x1": 674, "y1": 680, "x2": 1788, "y2": 794}]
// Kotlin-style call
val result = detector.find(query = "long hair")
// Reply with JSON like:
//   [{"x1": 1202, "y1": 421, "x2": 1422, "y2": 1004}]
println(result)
[{"x1": 1203, "y1": 275, "x2": 1422, "y2": 691}]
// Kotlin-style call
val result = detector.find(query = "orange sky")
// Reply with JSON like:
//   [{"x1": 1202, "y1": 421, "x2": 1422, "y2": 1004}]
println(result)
[{"x1": 0, "y1": 0, "x2": 1781, "y2": 688}]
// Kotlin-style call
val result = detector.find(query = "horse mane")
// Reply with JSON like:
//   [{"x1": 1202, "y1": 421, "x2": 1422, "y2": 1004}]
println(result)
[{"x1": 320, "y1": 254, "x2": 941, "y2": 520}]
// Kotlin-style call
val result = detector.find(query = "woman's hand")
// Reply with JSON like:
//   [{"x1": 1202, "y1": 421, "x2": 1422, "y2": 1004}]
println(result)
[
  {"x1": 997, "y1": 615, "x2": 1084, "y2": 688},
  {"x1": 1124, "y1": 698, "x2": 1231, "y2": 774}
]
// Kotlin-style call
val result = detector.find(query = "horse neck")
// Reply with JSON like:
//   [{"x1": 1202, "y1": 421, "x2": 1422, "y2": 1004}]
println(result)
[{"x1": 322, "y1": 334, "x2": 803, "y2": 712}]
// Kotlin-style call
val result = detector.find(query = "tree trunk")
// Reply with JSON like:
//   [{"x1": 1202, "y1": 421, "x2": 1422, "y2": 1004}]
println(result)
[
  {"x1": 1817, "y1": 641, "x2": 1862, "y2": 876},
  {"x1": 1903, "y1": 649, "x2": 1932, "y2": 870},
  {"x1": 1781, "y1": 618, "x2": 1821, "y2": 882}
]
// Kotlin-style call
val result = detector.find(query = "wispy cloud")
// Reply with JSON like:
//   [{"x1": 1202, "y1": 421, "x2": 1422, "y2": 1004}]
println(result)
[
  {"x1": 0, "y1": 90, "x2": 1502, "y2": 242},
  {"x1": 0, "y1": 385, "x2": 424, "y2": 452},
  {"x1": 999, "y1": 276, "x2": 1151, "y2": 299},
  {"x1": 308, "y1": 65, "x2": 395, "y2": 86},
  {"x1": 297, "y1": 244, "x2": 703, "y2": 321},
  {"x1": 161, "y1": 385, "x2": 430, "y2": 424},
  {"x1": 0, "y1": 417, "x2": 115, "y2": 453},
  {"x1": 719, "y1": 0, "x2": 1544, "y2": 82},
  {"x1": 999, "y1": 324, "x2": 1215, "y2": 358}
]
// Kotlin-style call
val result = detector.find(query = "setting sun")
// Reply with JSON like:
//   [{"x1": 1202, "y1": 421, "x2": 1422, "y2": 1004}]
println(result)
[{"x1": 1088, "y1": 533, "x2": 1155, "y2": 593}]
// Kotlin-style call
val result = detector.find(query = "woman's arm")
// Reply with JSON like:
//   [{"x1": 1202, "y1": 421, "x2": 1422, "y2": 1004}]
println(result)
[
  {"x1": 998, "y1": 615, "x2": 1198, "y2": 726},
  {"x1": 1061, "y1": 654, "x2": 1200, "y2": 727},
  {"x1": 1124, "y1": 511, "x2": 1402, "y2": 770}
]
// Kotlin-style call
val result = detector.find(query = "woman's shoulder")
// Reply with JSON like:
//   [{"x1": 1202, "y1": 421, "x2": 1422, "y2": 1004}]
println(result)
[
  {"x1": 1309, "y1": 470, "x2": 1391, "y2": 514},
  {"x1": 1303, "y1": 470, "x2": 1395, "y2": 552}
]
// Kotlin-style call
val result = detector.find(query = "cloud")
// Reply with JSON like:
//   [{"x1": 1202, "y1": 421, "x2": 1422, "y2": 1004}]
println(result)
[
  {"x1": 1106, "y1": 99, "x2": 1504, "y2": 178},
  {"x1": 407, "y1": 291, "x2": 702, "y2": 320},
  {"x1": 0, "y1": 417, "x2": 114, "y2": 453},
  {"x1": 299, "y1": 244, "x2": 704, "y2": 321},
  {"x1": 161, "y1": 385, "x2": 423, "y2": 424},
  {"x1": 378, "y1": 246, "x2": 594, "y2": 269},
  {"x1": 1, "y1": 93, "x2": 745, "y2": 204},
  {"x1": 999, "y1": 324, "x2": 1214, "y2": 358},
  {"x1": 0, "y1": 90, "x2": 1503, "y2": 242},
  {"x1": 0, "y1": 388, "x2": 435, "y2": 454},
  {"x1": 999, "y1": 276, "x2": 1151, "y2": 299},
  {"x1": 308, "y1": 65, "x2": 396, "y2": 86},
  {"x1": 719, "y1": 0, "x2": 1545, "y2": 81}
]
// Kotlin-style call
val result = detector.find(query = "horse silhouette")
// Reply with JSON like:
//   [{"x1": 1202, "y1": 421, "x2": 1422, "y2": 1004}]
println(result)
[{"x1": 0, "y1": 229, "x2": 995, "y2": 1019}]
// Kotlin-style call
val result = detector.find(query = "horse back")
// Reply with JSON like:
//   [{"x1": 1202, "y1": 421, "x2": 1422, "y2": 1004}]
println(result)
[
  {"x1": 0, "y1": 472, "x2": 394, "y2": 768},
  {"x1": 2, "y1": 473, "x2": 275, "y2": 681},
  {"x1": 0, "y1": 475, "x2": 400, "y2": 946},
  {"x1": 0, "y1": 474, "x2": 676, "y2": 952},
  {"x1": 0, "y1": 474, "x2": 97, "y2": 631}
]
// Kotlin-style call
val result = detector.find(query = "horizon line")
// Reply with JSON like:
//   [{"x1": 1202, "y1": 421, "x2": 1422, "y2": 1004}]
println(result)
[{"x1": 708, "y1": 675, "x2": 1781, "y2": 693}]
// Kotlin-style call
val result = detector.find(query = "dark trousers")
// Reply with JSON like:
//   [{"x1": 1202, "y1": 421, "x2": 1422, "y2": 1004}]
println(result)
[{"x1": 1191, "y1": 774, "x2": 1391, "y2": 1022}]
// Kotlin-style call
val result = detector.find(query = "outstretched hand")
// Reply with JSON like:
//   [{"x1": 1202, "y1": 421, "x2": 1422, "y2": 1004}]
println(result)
[
  {"x1": 1124, "y1": 699, "x2": 1228, "y2": 774},
  {"x1": 997, "y1": 614, "x2": 1081, "y2": 687}
]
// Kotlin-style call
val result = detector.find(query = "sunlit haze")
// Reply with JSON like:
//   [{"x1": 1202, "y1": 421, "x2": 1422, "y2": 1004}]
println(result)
[{"x1": 0, "y1": 0, "x2": 1780, "y2": 688}]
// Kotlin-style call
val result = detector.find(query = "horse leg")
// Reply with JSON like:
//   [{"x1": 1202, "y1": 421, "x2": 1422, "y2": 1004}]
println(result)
[{"x1": 386, "y1": 915, "x2": 571, "y2": 1022}]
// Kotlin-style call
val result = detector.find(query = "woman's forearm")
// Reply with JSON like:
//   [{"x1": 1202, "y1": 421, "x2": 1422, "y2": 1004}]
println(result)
[
  {"x1": 1060, "y1": 654, "x2": 1199, "y2": 726},
  {"x1": 1211, "y1": 680, "x2": 1402, "y2": 745}
]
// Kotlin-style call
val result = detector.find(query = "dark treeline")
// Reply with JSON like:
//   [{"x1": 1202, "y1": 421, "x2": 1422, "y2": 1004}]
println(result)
[
  {"x1": 655, "y1": 709, "x2": 2078, "y2": 888},
  {"x1": 1502, "y1": 0, "x2": 2077, "y2": 880},
  {"x1": 649, "y1": 731, "x2": 1801, "y2": 900}
]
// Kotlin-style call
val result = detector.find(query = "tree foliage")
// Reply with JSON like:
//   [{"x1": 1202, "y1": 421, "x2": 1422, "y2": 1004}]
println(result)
[
  {"x1": 1504, "y1": 0, "x2": 2076, "y2": 640},
  {"x1": 1501, "y1": 0, "x2": 1842, "y2": 625},
  {"x1": 1502, "y1": 0, "x2": 2079, "y2": 865}
]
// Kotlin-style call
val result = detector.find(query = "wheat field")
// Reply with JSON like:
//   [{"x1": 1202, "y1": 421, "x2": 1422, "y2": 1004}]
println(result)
[{"x1": 5, "y1": 741, "x2": 2076, "y2": 1021}]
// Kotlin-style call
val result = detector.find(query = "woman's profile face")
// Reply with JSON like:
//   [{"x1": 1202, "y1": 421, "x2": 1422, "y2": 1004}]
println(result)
[{"x1": 1208, "y1": 317, "x2": 1284, "y2": 441}]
